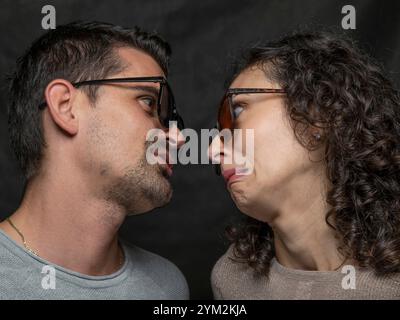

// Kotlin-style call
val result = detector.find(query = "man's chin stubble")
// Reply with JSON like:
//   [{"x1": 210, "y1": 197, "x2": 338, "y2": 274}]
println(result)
[{"x1": 103, "y1": 163, "x2": 172, "y2": 215}]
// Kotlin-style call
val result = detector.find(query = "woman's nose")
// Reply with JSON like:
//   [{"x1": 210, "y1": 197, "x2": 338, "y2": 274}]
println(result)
[{"x1": 208, "y1": 134, "x2": 224, "y2": 165}]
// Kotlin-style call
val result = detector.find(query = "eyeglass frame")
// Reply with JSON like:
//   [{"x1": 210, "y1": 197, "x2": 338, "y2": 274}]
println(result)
[
  {"x1": 38, "y1": 76, "x2": 184, "y2": 130},
  {"x1": 217, "y1": 87, "x2": 286, "y2": 130}
]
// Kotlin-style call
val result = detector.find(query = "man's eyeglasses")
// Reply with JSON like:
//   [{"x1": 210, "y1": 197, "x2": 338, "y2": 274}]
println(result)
[
  {"x1": 39, "y1": 76, "x2": 185, "y2": 130},
  {"x1": 217, "y1": 88, "x2": 286, "y2": 130}
]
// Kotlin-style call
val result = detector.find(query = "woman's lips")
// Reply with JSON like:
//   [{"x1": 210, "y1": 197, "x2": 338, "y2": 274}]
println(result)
[{"x1": 222, "y1": 168, "x2": 245, "y2": 186}]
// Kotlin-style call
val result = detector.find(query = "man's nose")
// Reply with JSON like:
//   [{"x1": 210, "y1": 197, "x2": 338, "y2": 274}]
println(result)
[{"x1": 166, "y1": 125, "x2": 185, "y2": 149}]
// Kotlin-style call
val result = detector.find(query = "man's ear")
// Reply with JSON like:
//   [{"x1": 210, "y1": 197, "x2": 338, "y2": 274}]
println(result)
[{"x1": 44, "y1": 79, "x2": 79, "y2": 136}]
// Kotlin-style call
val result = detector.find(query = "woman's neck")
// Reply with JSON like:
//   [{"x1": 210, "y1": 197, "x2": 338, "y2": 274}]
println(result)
[{"x1": 268, "y1": 175, "x2": 346, "y2": 271}]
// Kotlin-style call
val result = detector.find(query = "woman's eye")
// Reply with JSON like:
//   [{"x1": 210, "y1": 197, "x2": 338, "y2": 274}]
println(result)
[{"x1": 232, "y1": 105, "x2": 244, "y2": 119}]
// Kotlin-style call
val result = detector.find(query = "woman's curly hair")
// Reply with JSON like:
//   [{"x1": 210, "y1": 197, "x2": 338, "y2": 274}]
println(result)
[{"x1": 226, "y1": 31, "x2": 400, "y2": 277}]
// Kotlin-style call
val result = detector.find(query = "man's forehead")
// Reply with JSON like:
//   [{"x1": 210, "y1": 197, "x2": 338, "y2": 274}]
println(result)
[{"x1": 116, "y1": 47, "x2": 165, "y2": 78}]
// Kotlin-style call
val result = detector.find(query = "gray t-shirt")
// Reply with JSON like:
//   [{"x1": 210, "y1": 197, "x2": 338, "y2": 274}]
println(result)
[{"x1": 0, "y1": 229, "x2": 189, "y2": 300}]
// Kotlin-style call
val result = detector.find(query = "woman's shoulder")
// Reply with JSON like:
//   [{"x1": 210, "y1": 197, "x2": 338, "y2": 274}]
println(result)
[
  {"x1": 356, "y1": 269, "x2": 400, "y2": 298},
  {"x1": 212, "y1": 245, "x2": 242, "y2": 275},
  {"x1": 211, "y1": 244, "x2": 255, "y2": 299}
]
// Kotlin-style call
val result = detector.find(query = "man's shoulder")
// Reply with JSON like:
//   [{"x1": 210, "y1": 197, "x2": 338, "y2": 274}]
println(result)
[
  {"x1": 122, "y1": 241, "x2": 190, "y2": 299},
  {"x1": 0, "y1": 229, "x2": 27, "y2": 266},
  {"x1": 123, "y1": 243, "x2": 184, "y2": 277}
]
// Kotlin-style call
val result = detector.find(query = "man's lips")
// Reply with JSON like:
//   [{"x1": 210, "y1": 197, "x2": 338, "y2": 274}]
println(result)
[
  {"x1": 164, "y1": 163, "x2": 173, "y2": 177},
  {"x1": 222, "y1": 168, "x2": 245, "y2": 185},
  {"x1": 155, "y1": 149, "x2": 173, "y2": 177},
  {"x1": 159, "y1": 161, "x2": 173, "y2": 178}
]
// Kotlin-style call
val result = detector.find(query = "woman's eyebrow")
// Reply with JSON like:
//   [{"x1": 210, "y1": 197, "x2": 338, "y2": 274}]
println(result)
[
  {"x1": 232, "y1": 93, "x2": 278, "y2": 105},
  {"x1": 231, "y1": 95, "x2": 250, "y2": 105}
]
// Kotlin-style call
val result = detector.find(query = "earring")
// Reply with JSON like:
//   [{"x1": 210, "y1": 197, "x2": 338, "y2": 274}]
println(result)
[{"x1": 313, "y1": 132, "x2": 321, "y2": 140}]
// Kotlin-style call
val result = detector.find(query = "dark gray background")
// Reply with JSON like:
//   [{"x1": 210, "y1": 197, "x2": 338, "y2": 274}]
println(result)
[{"x1": 0, "y1": 0, "x2": 399, "y2": 299}]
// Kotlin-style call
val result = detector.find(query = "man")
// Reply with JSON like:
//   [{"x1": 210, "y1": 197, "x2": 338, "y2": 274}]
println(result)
[{"x1": 0, "y1": 21, "x2": 189, "y2": 299}]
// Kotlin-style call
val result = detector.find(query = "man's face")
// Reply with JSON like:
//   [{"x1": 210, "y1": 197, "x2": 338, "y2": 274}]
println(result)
[{"x1": 76, "y1": 47, "x2": 176, "y2": 215}]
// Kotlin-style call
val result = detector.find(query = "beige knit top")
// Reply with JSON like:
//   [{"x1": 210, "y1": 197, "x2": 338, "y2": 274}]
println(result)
[{"x1": 211, "y1": 245, "x2": 400, "y2": 300}]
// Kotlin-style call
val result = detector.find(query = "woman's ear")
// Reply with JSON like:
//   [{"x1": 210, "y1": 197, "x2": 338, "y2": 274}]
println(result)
[
  {"x1": 310, "y1": 128, "x2": 322, "y2": 141},
  {"x1": 44, "y1": 79, "x2": 79, "y2": 136},
  {"x1": 305, "y1": 123, "x2": 326, "y2": 151}
]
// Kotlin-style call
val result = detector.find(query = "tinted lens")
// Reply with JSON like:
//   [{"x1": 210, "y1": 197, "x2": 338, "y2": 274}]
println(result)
[
  {"x1": 176, "y1": 114, "x2": 185, "y2": 130},
  {"x1": 159, "y1": 84, "x2": 170, "y2": 127},
  {"x1": 218, "y1": 95, "x2": 232, "y2": 130},
  {"x1": 159, "y1": 83, "x2": 184, "y2": 130}
]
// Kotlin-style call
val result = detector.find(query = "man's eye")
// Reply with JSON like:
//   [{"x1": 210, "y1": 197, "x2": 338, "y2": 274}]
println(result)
[
  {"x1": 232, "y1": 105, "x2": 244, "y2": 119},
  {"x1": 140, "y1": 96, "x2": 156, "y2": 108}
]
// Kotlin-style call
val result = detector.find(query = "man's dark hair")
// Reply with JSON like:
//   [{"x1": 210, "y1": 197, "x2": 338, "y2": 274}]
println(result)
[
  {"x1": 8, "y1": 21, "x2": 171, "y2": 179},
  {"x1": 226, "y1": 31, "x2": 400, "y2": 277}
]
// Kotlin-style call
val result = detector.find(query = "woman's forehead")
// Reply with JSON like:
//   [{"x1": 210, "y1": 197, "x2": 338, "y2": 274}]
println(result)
[{"x1": 230, "y1": 67, "x2": 277, "y2": 89}]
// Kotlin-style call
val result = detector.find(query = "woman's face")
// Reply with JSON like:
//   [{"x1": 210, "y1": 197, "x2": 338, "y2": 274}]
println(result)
[{"x1": 209, "y1": 67, "x2": 324, "y2": 222}]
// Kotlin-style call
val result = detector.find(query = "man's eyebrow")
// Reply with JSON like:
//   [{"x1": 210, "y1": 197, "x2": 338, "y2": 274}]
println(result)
[{"x1": 126, "y1": 85, "x2": 160, "y2": 96}]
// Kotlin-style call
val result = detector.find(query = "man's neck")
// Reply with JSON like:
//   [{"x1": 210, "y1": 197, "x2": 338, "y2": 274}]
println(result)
[{"x1": 0, "y1": 173, "x2": 126, "y2": 276}]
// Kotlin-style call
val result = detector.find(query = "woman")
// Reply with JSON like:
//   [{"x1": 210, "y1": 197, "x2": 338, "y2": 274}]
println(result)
[{"x1": 208, "y1": 31, "x2": 400, "y2": 299}]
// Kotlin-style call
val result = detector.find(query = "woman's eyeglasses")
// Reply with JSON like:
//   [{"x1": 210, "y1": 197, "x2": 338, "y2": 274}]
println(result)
[
  {"x1": 217, "y1": 88, "x2": 286, "y2": 130},
  {"x1": 213, "y1": 87, "x2": 286, "y2": 175}
]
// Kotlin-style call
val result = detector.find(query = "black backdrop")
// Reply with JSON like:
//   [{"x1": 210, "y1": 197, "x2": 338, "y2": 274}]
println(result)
[{"x1": 0, "y1": 0, "x2": 399, "y2": 299}]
